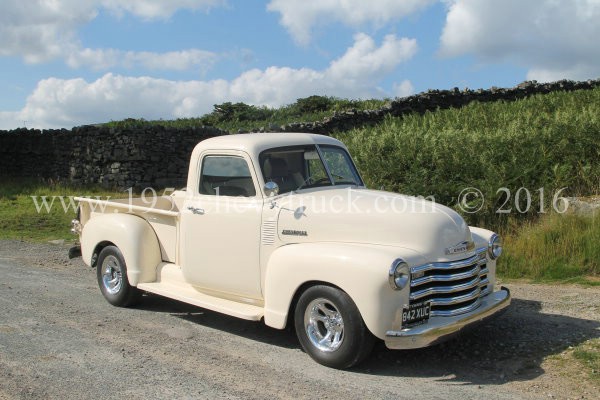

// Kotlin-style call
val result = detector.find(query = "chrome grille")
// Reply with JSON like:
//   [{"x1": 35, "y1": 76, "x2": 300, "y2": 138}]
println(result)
[{"x1": 410, "y1": 248, "x2": 490, "y2": 317}]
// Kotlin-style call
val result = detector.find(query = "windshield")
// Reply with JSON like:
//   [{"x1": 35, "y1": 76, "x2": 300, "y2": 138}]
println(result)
[{"x1": 259, "y1": 144, "x2": 363, "y2": 195}]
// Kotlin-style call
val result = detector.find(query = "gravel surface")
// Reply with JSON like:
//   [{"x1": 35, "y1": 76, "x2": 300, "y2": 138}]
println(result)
[{"x1": 0, "y1": 240, "x2": 598, "y2": 400}]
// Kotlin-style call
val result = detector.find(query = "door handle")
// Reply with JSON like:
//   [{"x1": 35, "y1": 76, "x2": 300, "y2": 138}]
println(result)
[{"x1": 187, "y1": 206, "x2": 205, "y2": 215}]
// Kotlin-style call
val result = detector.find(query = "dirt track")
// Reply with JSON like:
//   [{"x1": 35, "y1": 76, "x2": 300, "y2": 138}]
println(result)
[{"x1": 0, "y1": 240, "x2": 598, "y2": 400}]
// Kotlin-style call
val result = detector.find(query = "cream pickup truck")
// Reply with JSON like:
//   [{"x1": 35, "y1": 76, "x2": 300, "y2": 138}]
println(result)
[{"x1": 71, "y1": 132, "x2": 510, "y2": 369}]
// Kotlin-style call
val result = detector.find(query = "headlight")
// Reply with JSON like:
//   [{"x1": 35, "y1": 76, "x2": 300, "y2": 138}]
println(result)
[
  {"x1": 388, "y1": 259, "x2": 410, "y2": 290},
  {"x1": 488, "y1": 234, "x2": 503, "y2": 259}
]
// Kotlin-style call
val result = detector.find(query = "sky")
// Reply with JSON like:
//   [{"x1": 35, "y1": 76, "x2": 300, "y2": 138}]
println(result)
[{"x1": 1, "y1": 0, "x2": 599, "y2": 130}]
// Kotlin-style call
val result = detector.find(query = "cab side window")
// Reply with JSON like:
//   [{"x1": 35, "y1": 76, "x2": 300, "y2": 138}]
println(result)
[{"x1": 199, "y1": 156, "x2": 256, "y2": 197}]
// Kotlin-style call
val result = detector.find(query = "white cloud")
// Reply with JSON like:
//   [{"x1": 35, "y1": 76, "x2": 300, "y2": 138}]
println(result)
[
  {"x1": 100, "y1": 0, "x2": 225, "y2": 19},
  {"x1": 66, "y1": 48, "x2": 218, "y2": 72},
  {"x1": 392, "y1": 80, "x2": 415, "y2": 98},
  {"x1": 0, "y1": 0, "x2": 223, "y2": 66},
  {"x1": 439, "y1": 0, "x2": 600, "y2": 81},
  {"x1": 267, "y1": 0, "x2": 435, "y2": 45},
  {"x1": 0, "y1": 0, "x2": 96, "y2": 63},
  {"x1": 0, "y1": 34, "x2": 416, "y2": 129}
]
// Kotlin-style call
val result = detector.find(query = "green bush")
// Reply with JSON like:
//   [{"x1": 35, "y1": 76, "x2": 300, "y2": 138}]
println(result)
[
  {"x1": 104, "y1": 97, "x2": 389, "y2": 132},
  {"x1": 335, "y1": 88, "x2": 600, "y2": 228}
]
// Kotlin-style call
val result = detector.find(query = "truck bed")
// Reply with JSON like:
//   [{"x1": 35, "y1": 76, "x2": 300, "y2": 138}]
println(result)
[{"x1": 76, "y1": 195, "x2": 180, "y2": 263}]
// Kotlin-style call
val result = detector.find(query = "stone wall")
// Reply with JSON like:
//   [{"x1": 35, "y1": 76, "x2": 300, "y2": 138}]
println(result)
[
  {"x1": 250, "y1": 79, "x2": 600, "y2": 134},
  {"x1": 0, "y1": 125, "x2": 226, "y2": 188},
  {"x1": 1, "y1": 78, "x2": 598, "y2": 189}
]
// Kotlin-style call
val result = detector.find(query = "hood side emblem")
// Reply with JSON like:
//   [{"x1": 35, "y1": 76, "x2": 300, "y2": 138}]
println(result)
[{"x1": 281, "y1": 229, "x2": 308, "y2": 237}]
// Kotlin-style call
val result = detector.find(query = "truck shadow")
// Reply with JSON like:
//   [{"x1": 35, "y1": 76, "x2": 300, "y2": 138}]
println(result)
[
  {"x1": 356, "y1": 298, "x2": 600, "y2": 384},
  {"x1": 136, "y1": 294, "x2": 599, "y2": 385},
  {"x1": 136, "y1": 293, "x2": 299, "y2": 349}
]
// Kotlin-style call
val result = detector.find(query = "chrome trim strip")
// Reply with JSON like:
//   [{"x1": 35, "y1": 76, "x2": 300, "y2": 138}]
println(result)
[
  {"x1": 427, "y1": 286, "x2": 481, "y2": 306},
  {"x1": 411, "y1": 265, "x2": 481, "y2": 287},
  {"x1": 480, "y1": 286, "x2": 492, "y2": 296},
  {"x1": 410, "y1": 248, "x2": 486, "y2": 274},
  {"x1": 430, "y1": 297, "x2": 482, "y2": 317},
  {"x1": 410, "y1": 276, "x2": 483, "y2": 301},
  {"x1": 385, "y1": 287, "x2": 511, "y2": 350}
]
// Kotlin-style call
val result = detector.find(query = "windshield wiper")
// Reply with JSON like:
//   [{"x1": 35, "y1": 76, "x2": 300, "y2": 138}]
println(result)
[{"x1": 295, "y1": 174, "x2": 331, "y2": 192}]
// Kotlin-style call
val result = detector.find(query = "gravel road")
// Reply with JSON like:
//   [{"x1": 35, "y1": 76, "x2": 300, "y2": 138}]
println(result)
[{"x1": 0, "y1": 240, "x2": 598, "y2": 400}]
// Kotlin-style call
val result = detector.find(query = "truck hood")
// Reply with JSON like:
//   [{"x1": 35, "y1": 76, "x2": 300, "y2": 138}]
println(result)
[{"x1": 275, "y1": 187, "x2": 473, "y2": 261}]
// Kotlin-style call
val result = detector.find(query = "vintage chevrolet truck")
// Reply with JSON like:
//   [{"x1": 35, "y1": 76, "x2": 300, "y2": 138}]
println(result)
[{"x1": 71, "y1": 132, "x2": 510, "y2": 369}]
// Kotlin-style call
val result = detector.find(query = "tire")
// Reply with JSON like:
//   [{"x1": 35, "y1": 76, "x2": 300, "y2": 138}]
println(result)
[
  {"x1": 96, "y1": 245, "x2": 141, "y2": 307},
  {"x1": 294, "y1": 285, "x2": 375, "y2": 369}
]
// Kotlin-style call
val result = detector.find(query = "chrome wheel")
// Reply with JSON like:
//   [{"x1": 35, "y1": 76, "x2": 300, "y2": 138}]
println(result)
[
  {"x1": 101, "y1": 255, "x2": 123, "y2": 295},
  {"x1": 304, "y1": 298, "x2": 345, "y2": 352}
]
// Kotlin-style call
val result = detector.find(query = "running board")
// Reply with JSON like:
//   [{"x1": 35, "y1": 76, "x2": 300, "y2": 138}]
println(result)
[{"x1": 137, "y1": 263, "x2": 264, "y2": 321}]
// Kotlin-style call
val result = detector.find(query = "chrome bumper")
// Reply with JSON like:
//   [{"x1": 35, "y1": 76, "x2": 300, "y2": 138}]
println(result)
[{"x1": 385, "y1": 286, "x2": 511, "y2": 350}]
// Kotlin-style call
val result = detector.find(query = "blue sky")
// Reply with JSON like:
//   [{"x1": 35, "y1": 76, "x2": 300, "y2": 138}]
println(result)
[{"x1": 0, "y1": 0, "x2": 598, "y2": 129}]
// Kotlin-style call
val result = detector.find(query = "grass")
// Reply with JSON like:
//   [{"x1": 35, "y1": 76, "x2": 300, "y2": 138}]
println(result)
[
  {"x1": 499, "y1": 212, "x2": 600, "y2": 284},
  {"x1": 572, "y1": 339, "x2": 600, "y2": 383},
  {"x1": 335, "y1": 87, "x2": 600, "y2": 228},
  {"x1": 545, "y1": 338, "x2": 600, "y2": 391},
  {"x1": 3, "y1": 88, "x2": 600, "y2": 283},
  {"x1": 0, "y1": 179, "x2": 125, "y2": 242}
]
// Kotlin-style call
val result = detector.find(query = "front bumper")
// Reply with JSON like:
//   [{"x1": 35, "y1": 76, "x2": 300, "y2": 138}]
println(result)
[{"x1": 385, "y1": 286, "x2": 511, "y2": 350}]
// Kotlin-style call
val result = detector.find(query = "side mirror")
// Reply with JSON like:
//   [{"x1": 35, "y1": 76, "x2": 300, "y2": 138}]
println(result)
[{"x1": 264, "y1": 181, "x2": 279, "y2": 197}]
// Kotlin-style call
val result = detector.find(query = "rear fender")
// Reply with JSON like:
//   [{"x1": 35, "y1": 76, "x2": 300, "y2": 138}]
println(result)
[{"x1": 81, "y1": 213, "x2": 162, "y2": 286}]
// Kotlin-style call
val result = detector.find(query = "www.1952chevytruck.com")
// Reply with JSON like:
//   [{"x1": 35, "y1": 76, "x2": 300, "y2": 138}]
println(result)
[{"x1": 70, "y1": 132, "x2": 510, "y2": 369}]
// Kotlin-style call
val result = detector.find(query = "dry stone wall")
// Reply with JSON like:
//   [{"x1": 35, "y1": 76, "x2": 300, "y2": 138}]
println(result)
[
  {"x1": 0, "y1": 125, "x2": 226, "y2": 189},
  {"x1": 255, "y1": 79, "x2": 600, "y2": 134},
  {"x1": 1, "y1": 79, "x2": 599, "y2": 189}
]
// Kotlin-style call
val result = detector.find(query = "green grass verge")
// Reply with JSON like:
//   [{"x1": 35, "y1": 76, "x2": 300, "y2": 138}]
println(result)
[
  {"x1": 499, "y1": 212, "x2": 600, "y2": 284},
  {"x1": 0, "y1": 179, "x2": 125, "y2": 242}
]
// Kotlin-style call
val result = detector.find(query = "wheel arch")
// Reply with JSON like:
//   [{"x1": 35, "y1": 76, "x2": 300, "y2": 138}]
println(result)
[
  {"x1": 284, "y1": 280, "x2": 344, "y2": 330},
  {"x1": 263, "y1": 242, "x2": 415, "y2": 340},
  {"x1": 90, "y1": 240, "x2": 115, "y2": 268},
  {"x1": 81, "y1": 213, "x2": 162, "y2": 286}
]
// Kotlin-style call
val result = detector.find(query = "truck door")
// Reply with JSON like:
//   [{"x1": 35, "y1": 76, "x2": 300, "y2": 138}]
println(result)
[{"x1": 180, "y1": 151, "x2": 263, "y2": 300}]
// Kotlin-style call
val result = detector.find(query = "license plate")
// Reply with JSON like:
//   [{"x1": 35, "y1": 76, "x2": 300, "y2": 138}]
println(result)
[{"x1": 402, "y1": 302, "x2": 431, "y2": 328}]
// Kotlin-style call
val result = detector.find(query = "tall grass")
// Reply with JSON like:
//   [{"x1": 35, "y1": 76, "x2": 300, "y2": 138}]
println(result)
[
  {"x1": 499, "y1": 212, "x2": 600, "y2": 283},
  {"x1": 336, "y1": 88, "x2": 600, "y2": 228}
]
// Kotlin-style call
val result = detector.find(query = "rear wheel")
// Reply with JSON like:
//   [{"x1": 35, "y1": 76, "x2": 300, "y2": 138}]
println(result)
[
  {"x1": 96, "y1": 246, "x2": 141, "y2": 307},
  {"x1": 294, "y1": 285, "x2": 375, "y2": 369}
]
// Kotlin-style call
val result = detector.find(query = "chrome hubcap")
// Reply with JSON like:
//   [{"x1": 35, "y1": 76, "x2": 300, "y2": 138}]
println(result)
[
  {"x1": 101, "y1": 255, "x2": 123, "y2": 295},
  {"x1": 304, "y1": 298, "x2": 344, "y2": 352}
]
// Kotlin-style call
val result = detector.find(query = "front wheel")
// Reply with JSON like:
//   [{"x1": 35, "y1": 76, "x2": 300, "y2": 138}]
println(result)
[
  {"x1": 294, "y1": 285, "x2": 375, "y2": 369},
  {"x1": 96, "y1": 246, "x2": 141, "y2": 307}
]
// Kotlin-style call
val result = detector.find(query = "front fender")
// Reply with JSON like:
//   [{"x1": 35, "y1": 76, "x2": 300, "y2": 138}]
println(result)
[
  {"x1": 81, "y1": 213, "x2": 162, "y2": 286},
  {"x1": 263, "y1": 242, "x2": 426, "y2": 340}
]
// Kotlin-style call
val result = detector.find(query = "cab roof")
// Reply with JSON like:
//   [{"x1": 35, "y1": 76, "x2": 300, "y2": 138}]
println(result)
[{"x1": 193, "y1": 132, "x2": 346, "y2": 156}]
